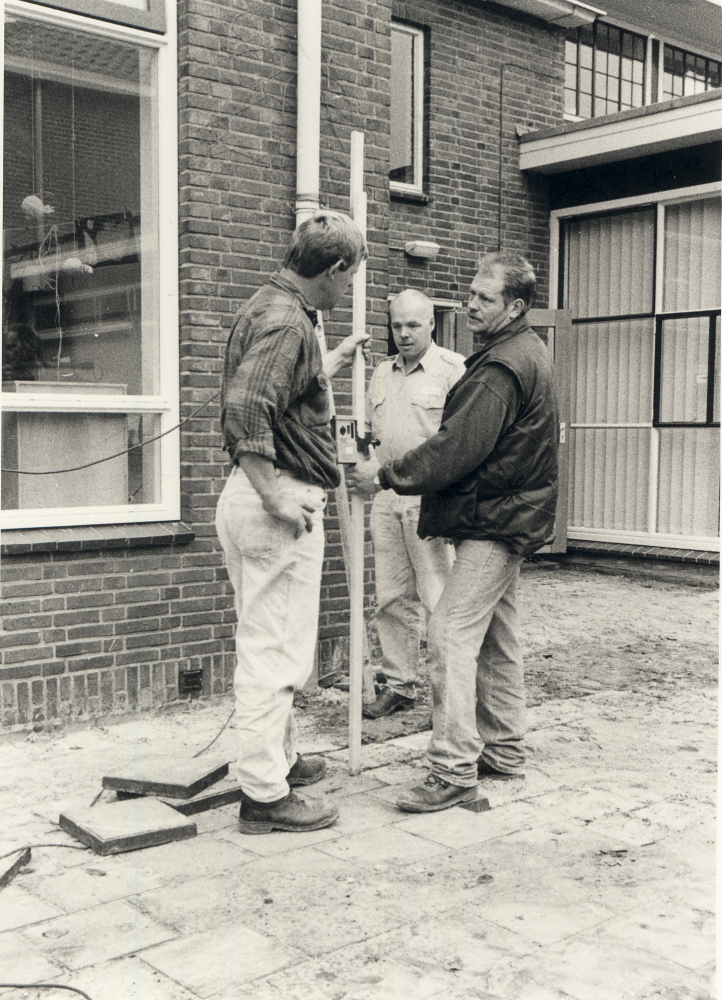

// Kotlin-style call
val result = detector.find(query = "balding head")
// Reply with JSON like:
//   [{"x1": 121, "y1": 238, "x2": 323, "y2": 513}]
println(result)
[{"x1": 389, "y1": 288, "x2": 435, "y2": 366}]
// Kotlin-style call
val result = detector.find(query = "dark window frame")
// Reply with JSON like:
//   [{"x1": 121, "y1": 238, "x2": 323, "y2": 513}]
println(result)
[
  {"x1": 565, "y1": 21, "x2": 647, "y2": 119},
  {"x1": 653, "y1": 310, "x2": 721, "y2": 428},
  {"x1": 663, "y1": 43, "x2": 722, "y2": 101}
]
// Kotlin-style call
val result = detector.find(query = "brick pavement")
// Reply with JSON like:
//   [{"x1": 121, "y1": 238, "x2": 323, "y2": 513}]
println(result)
[{"x1": 0, "y1": 682, "x2": 715, "y2": 1000}]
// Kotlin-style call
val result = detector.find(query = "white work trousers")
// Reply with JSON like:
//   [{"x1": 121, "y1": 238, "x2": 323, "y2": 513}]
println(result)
[
  {"x1": 371, "y1": 491, "x2": 455, "y2": 699},
  {"x1": 215, "y1": 467, "x2": 326, "y2": 802}
]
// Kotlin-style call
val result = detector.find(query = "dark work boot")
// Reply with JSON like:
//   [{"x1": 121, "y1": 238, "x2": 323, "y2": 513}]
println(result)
[
  {"x1": 362, "y1": 687, "x2": 416, "y2": 718},
  {"x1": 238, "y1": 790, "x2": 339, "y2": 835},
  {"x1": 477, "y1": 756, "x2": 525, "y2": 781},
  {"x1": 287, "y1": 754, "x2": 327, "y2": 787}
]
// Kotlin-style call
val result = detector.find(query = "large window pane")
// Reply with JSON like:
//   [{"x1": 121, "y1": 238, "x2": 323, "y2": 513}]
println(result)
[
  {"x1": 658, "y1": 317, "x2": 712, "y2": 424},
  {"x1": 1, "y1": 410, "x2": 160, "y2": 509},
  {"x1": 564, "y1": 208, "x2": 655, "y2": 318},
  {"x1": 2, "y1": 16, "x2": 159, "y2": 395},
  {"x1": 657, "y1": 427, "x2": 720, "y2": 536},
  {"x1": 664, "y1": 199, "x2": 721, "y2": 312}
]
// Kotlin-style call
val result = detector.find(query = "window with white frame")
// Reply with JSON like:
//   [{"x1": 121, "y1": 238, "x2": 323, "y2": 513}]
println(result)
[
  {"x1": 390, "y1": 22, "x2": 424, "y2": 193},
  {"x1": 1, "y1": 0, "x2": 179, "y2": 529},
  {"x1": 556, "y1": 188, "x2": 721, "y2": 546}
]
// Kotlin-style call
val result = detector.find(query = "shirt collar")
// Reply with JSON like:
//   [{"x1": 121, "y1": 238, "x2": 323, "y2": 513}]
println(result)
[
  {"x1": 392, "y1": 339, "x2": 439, "y2": 374},
  {"x1": 270, "y1": 271, "x2": 319, "y2": 326},
  {"x1": 464, "y1": 315, "x2": 531, "y2": 368}
]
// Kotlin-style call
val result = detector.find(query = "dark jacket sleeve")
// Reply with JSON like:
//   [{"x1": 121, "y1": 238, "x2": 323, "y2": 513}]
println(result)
[{"x1": 379, "y1": 363, "x2": 521, "y2": 495}]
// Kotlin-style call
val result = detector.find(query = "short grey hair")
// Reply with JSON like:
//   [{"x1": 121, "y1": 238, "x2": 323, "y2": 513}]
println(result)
[
  {"x1": 389, "y1": 288, "x2": 435, "y2": 324},
  {"x1": 284, "y1": 210, "x2": 368, "y2": 278},
  {"x1": 477, "y1": 251, "x2": 536, "y2": 315}
]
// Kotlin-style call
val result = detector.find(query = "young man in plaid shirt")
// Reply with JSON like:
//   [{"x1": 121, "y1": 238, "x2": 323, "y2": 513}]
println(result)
[{"x1": 216, "y1": 211, "x2": 368, "y2": 834}]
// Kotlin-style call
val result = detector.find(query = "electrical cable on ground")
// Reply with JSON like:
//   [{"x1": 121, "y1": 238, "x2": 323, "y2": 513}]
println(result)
[
  {"x1": 1, "y1": 392, "x2": 220, "y2": 476},
  {"x1": 0, "y1": 844, "x2": 88, "y2": 862},
  {"x1": 0, "y1": 985, "x2": 95, "y2": 999},
  {"x1": 193, "y1": 707, "x2": 235, "y2": 758}
]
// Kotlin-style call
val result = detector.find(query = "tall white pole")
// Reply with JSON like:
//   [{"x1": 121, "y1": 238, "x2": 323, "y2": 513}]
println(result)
[{"x1": 349, "y1": 131, "x2": 367, "y2": 775}]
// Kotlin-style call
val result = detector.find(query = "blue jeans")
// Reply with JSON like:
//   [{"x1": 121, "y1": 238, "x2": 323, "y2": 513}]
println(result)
[{"x1": 427, "y1": 539, "x2": 525, "y2": 786}]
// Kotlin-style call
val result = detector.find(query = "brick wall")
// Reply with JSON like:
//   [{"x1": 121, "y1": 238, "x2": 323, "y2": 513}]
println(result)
[
  {"x1": 1, "y1": 0, "x2": 566, "y2": 732},
  {"x1": 1, "y1": 542, "x2": 234, "y2": 728},
  {"x1": 388, "y1": 0, "x2": 564, "y2": 312}
]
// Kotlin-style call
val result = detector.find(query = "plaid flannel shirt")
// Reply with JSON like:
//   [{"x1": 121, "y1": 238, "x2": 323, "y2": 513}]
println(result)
[{"x1": 220, "y1": 272, "x2": 341, "y2": 490}]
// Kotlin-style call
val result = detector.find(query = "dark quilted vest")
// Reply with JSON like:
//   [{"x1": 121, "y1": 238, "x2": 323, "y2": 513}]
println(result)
[{"x1": 418, "y1": 319, "x2": 559, "y2": 556}]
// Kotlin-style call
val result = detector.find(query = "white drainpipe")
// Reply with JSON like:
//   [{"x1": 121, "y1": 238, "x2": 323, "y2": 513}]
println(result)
[{"x1": 295, "y1": 0, "x2": 322, "y2": 227}]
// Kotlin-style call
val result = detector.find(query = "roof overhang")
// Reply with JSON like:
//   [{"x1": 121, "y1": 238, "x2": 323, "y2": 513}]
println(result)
[
  {"x1": 478, "y1": 0, "x2": 603, "y2": 28},
  {"x1": 519, "y1": 90, "x2": 722, "y2": 175}
]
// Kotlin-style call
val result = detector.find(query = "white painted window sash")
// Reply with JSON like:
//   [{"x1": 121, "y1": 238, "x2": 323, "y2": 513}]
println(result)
[
  {"x1": 390, "y1": 22, "x2": 424, "y2": 195},
  {"x1": 1, "y1": 0, "x2": 180, "y2": 530}
]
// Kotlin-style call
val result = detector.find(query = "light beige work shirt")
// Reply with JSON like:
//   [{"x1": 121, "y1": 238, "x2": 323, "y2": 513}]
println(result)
[{"x1": 366, "y1": 340, "x2": 467, "y2": 468}]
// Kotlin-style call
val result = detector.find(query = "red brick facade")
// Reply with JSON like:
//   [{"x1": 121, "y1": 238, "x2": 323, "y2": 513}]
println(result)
[{"x1": 1, "y1": 0, "x2": 564, "y2": 731}]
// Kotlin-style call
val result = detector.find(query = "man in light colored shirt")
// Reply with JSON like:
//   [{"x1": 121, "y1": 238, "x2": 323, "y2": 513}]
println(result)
[{"x1": 363, "y1": 289, "x2": 466, "y2": 718}]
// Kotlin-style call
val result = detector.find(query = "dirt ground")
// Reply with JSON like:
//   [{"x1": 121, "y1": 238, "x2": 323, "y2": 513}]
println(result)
[
  {"x1": 0, "y1": 561, "x2": 716, "y2": 999},
  {"x1": 295, "y1": 560, "x2": 719, "y2": 747}
]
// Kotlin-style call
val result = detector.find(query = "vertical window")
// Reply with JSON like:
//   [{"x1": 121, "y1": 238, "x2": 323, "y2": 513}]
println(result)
[
  {"x1": 560, "y1": 194, "x2": 721, "y2": 543},
  {"x1": 2, "y1": 3, "x2": 178, "y2": 528},
  {"x1": 565, "y1": 23, "x2": 646, "y2": 118},
  {"x1": 390, "y1": 22, "x2": 424, "y2": 193},
  {"x1": 663, "y1": 44, "x2": 721, "y2": 100}
]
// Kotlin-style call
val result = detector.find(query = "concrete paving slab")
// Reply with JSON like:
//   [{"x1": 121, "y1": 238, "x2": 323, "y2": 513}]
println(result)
[
  {"x1": 132, "y1": 868, "x2": 268, "y2": 936},
  {"x1": 260, "y1": 941, "x2": 452, "y2": 1000},
  {"x1": 325, "y1": 742, "x2": 423, "y2": 771},
  {"x1": 585, "y1": 813, "x2": 667, "y2": 847},
  {"x1": 483, "y1": 897, "x2": 613, "y2": 946},
  {"x1": 0, "y1": 930, "x2": 63, "y2": 984},
  {"x1": 217, "y1": 817, "x2": 343, "y2": 858},
  {"x1": 59, "y1": 799, "x2": 197, "y2": 856},
  {"x1": 396, "y1": 799, "x2": 542, "y2": 848},
  {"x1": 0, "y1": 883, "x2": 62, "y2": 932},
  {"x1": 326, "y1": 789, "x2": 400, "y2": 833},
  {"x1": 19, "y1": 857, "x2": 167, "y2": 911},
  {"x1": 631, "y1": 798, "x2": 700, "y2": 832},
  {"x1": 315, "y1": 823, "x2": 448, "y2": 870},
  {"x1": 379, "y1": 907, "x2": 538, "y2": 985},
  {"x1": 309, "y1": 766, "x2": 387, "y2": 797},
  {"x1": 367, "y1": 761, "x2": 427, "y2": 786},
  {"x1": 525, "y1": 786, "x2": 644, "y2": 823},
  {"x1": 103, "y1": 757, "x2": 229, "y2": 799},
  {"x1": 108, "y1": 829, "x2": 258, "y2": 886},
  {"x1": 16, "y1": 898, "x2": 178, "y2": 970},
  {"x1": 36, "y1": 956, "x2": 200, "y2": 1000},
  {"x1": 518, "y1": 933, "x2": 715, "y2": 1000},
  {"x1": 591, "y1": 905, "x2": 716, "y2": 971},
  {"x1": 141, "y1": 923, "x2": 306, "y2": 997},
  {"x1": 381, "y1": 730, "x2": 431, "y2": 752}
]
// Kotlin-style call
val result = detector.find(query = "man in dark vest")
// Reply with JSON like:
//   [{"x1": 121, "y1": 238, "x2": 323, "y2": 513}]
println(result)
[{"x1": 348, "y1": 251, "x2": 559, "y2": 812}]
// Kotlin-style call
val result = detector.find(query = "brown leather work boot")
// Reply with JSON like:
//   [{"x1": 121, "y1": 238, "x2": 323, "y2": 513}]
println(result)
[
  {"x1": 396, "y1": 774, "x2": 478, "y2": 813},
  {"x1": 287, "y1": 753, "x2": 327, "y2": 786},
  {"x1": 238, "y1": 789, "x2": 339, "y2": 835},
  {"x1": 362, "y1": 687, "x2": 416, "y2": 718}
]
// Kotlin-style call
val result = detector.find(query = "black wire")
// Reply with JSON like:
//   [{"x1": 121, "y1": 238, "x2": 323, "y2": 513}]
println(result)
[
  {"x1": 0, "y1": 985, "x2": 95, "y2": 999},
  {"x1": 1, "y1": 392, "x2": 220, "y2": 476},
  {"x1": 0, "y1": 844, "x2": 88, "y2": 862}
]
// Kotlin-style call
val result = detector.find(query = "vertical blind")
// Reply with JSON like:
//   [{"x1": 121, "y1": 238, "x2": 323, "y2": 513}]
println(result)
[{"x1": 563, "y1": 197, "x2": 719, "y2": 542}]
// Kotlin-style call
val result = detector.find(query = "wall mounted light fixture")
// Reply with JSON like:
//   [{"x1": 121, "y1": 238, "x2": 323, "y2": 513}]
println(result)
[{"x1": 404, "y1": 240, "x2": 440, "y2": 259}]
